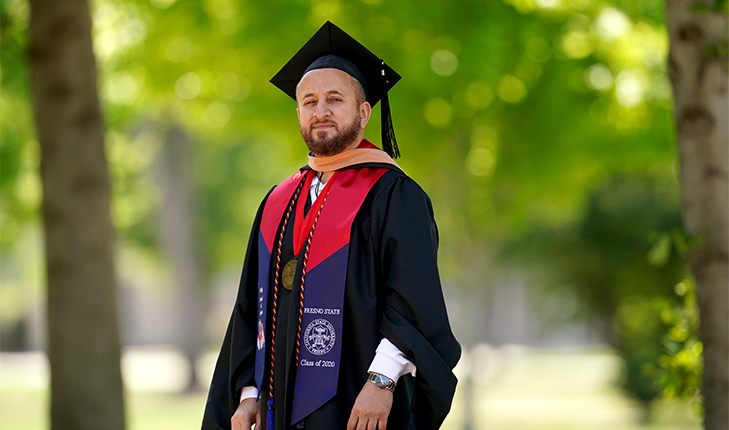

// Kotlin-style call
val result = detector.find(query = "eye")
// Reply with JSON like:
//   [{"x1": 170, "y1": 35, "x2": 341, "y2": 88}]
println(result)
[{"x1": 329, "y1": 97, "x2": 342, "y2": 103}]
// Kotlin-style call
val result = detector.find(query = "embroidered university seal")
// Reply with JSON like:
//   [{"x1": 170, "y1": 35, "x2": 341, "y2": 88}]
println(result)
[{"x1": 303, "y1": 318, "x2": 336, "y2": 356}]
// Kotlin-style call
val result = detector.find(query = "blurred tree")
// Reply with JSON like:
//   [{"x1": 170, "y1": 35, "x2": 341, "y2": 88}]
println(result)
[
  {"x1": 27, "y1": 0, "x2": 125, "y2": 429},
  {"x1": 156, "y1": 123, "x2": 207, "y2": 391},
  {"x1": 664, "y1": 0, "x2": 728, "y2": 428},
  {"x1": 503, "y1": 175, "x2": 686, "y2": 416}
]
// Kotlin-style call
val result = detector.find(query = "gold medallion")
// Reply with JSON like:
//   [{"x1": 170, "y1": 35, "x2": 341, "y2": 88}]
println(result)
[{"x1": 282, "y1": 259, "x2": 297, "y2": 291}]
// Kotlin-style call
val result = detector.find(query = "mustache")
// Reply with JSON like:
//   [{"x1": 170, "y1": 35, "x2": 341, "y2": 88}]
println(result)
[{"x1": 310, "y1": 119, "x2": 337, "y2": 128}]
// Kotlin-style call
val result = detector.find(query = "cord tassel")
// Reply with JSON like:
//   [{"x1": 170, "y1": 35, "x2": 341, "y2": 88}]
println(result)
[
  {"x1": 266, "y1": 398, "x2": 275, "y2": 430},
  {"x1": 380, "y1": 91, "x2": 400, "y2": 159}
]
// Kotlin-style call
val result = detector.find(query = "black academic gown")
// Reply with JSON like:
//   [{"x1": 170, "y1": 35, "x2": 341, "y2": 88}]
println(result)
[{"x1": 201, "y1": 166, "x2": 461, "y2": 430}]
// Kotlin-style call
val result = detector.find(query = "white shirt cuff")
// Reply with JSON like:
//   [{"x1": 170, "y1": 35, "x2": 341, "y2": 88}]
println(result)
[
  {"x1": 239, "y1": 386, "x2": 258, "y2": 403},
  {"x1": 367, "y1": 338, "x2": 416, "y2": 382}
]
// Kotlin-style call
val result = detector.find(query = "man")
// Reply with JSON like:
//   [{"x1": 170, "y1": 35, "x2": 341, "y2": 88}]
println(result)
[{"x1": 201, "y1": 22, "x2": 460, "y2": 430}]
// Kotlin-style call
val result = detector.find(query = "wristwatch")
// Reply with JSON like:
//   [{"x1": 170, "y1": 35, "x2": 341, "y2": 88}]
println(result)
[{"x1": 367, "y1": 372, "x2": 396, "y2": 392}]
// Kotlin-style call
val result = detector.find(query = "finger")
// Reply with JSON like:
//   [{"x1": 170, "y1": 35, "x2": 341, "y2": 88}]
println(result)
[
  {"x1": 379, "y1": 417, "x2": 388, "y2": 430},
  {"x1": 367, "y1": 417, "x2": 378, "y2": 430},
  {"x1": 347, "y1": 412, "x2": 359, "y2": 430},
  {"x1": 232, "y1": 415, "x2": 251, "y2": 430},
  {"x1": 255, "y1": 411, "x2": 261, "y2": 429},
  {"x1": 359, "y1": 416, "x2": 373, "y2": 430}
]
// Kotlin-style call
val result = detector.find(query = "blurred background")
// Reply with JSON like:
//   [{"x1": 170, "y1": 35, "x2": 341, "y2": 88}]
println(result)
[{"x1": 0, "y1": 0, "x2": 705, "y2": 428}]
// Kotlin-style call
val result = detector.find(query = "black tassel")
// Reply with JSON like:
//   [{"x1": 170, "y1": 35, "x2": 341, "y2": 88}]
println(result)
[
  {"x1": 381, "y1": 91, "x2": 400, "y2": 159},
  {"x1": 380, "y1": 61, "x2": 400, "y2": 159}
]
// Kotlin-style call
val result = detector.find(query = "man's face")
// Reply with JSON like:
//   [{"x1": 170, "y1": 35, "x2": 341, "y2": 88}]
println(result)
[{"x1": 296, "y1": 68, "x2": 370, "y2": 156}]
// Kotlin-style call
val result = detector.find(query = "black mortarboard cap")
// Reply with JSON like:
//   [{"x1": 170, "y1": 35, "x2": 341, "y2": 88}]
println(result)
[{"x1": 270, "y1": 21, "x2": 401, "y2": 158}]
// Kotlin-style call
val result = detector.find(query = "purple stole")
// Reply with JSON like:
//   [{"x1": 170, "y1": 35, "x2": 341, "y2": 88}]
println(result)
[{"x1": 254, "y1": 167, "x2": 387, "y2": 425}]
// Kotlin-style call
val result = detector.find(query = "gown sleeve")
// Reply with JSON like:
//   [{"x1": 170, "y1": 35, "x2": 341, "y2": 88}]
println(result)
[
  {"x1": 201, "y1": 189, "x2": 273, "y2": 430},
  {"x1": 375, "y1": 176, "x2": 461, "y2": 429}
]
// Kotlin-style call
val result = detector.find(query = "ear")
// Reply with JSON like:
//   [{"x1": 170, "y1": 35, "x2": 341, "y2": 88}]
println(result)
[
  {"x1": 296, "y1": 105, "x2": 301, "y2": 120},
  {"x1": 359, "y1": 101, "x2": 372, "y2": 129}
]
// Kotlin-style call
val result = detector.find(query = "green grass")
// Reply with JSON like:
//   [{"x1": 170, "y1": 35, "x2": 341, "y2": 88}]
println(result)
[
  {"x1": 0, "y1": 390, "x2": 47, "y2": 430},
  {"x1": 0, "y1": 347, "x2": 702, "y2": 430},
  {"x1": 0, "y1": 389, "x2": 208, "y2": 430},
  {"x1": 127, "y1": 391, "x2": 209, "y2": 430}
]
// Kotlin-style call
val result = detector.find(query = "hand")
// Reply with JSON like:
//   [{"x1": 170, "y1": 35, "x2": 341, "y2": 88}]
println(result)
[
  {"x1": 231, "y1": 398, "x2": 261, "y2": 430},
  {"x1": 347, "y1": 380, "x2": 393, "y2": 430}
]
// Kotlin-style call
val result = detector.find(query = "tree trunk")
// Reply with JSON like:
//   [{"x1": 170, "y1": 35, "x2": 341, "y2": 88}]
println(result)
[
  {"x1": 27, "y1": 0, "x2": 126, "y2": 429},
  {"x1": 664, "y1": 1, "x2": 728, "y2": 429},
  {"x1": 156, "y1": 124, "x2": 207, "y2": 392}
]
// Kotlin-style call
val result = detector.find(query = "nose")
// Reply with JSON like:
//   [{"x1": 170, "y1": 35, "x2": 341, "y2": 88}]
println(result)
[{"x1": 313, "y1": 99, "x2": 330, "y2": 120}]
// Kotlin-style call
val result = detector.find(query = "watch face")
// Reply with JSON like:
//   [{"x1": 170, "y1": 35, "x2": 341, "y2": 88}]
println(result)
[{"x1": 368, "y1": 373, "x2": 395, "y2": 391}]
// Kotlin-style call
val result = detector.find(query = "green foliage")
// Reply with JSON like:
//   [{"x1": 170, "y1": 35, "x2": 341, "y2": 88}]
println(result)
[
  {"x1": 501, "y1": 174, "x2": 689, "y2": 413},
  {"x1": 2, "y1": 1, "x2": 688, "y2": 397},
  {"x1": 614, "y1": 264, "x2": 703, "y2": 417},
  {"x1": 0, "y1": 0, "x2": 37, "y2": 251},
  {"x1": 658, "y1": 274, "x2": 703, "y2": 416},
  {"x1": 2, "y1": 0, "x2": 678, "y2": 263},
  {"x1": 613, "y1": 231, "x2": 705, "y2": 413},
  {"x1": 645, "y1": 231, "x2": 703, "y2": 413},
  {"x1": 505, "y1": 175, "x2": 684, "y2": 317},
  {"x1": 615, "y1": 295, "x2": 671, "y2": 406}
]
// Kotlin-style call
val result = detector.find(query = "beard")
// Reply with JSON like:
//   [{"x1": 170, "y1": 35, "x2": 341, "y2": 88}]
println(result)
[{"x1": 301, "y1": 113, "x2": 361, "y2": 157}]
